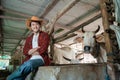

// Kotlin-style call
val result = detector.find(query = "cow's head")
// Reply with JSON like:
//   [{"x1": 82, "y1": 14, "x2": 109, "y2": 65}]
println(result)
[{"x1": 82, "y1": 25, "x2": 100, "y2": 53}]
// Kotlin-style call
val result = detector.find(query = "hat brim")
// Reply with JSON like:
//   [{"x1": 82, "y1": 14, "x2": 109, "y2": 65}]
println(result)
[{"x1": 26, "y1": 19, "x2": 43, "y2": 30}]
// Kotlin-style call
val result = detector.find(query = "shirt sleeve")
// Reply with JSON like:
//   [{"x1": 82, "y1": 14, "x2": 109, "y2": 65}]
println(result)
[
  {"x1": 38, "y1": 32, "x2": 50, "y2": 54},
  {"x1": 23, "y1": 37, "x2": 31, "y2": 57}
]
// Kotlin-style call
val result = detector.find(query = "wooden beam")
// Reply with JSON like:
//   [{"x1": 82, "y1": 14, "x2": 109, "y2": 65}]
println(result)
[
  {"x1": 100, "y1": 0, "x2": 112, "y2": 55},
  {"x1": 3, "y1": 42, "x2": 18, "y2": 44},
  {"x1": 3, "y1": 46, "x2": 15, "y2": 48},
  {"x1": 3, "y1": 49, "x2": 12, "y2": 52},
  {"x1": 0, "y1": 15, "x2": 25, "y2": 21},
  {"x1": 3, "y1": 33, "x2": 23, "y2": 38},
  {"x1": 54, "y1": 11, "x2": 101, "y2": 36},
  {"x1": 2, "y1": 24, "x2": 25, "y2": 30},
  {"x1": 4, "y1": 37, "x2": 25, "y2": 40},
  {"x1": 55, "y1": 22, "x2": 72, "y2": 30},
  {"x1": 48, "y1": 0, "x2": 81, "y2": 35},
  {"x1": 0, "y1": 15, "x2": 74, "y2": 32},
  {"x1": 3, "y1": 47, "x2": 14, "y2": 50},
  {"x1": 54, "y1": 33, "x2": 77, "y2": 43},
  {"x1": 66, "y1": 5, "x2": 100, "y2": 26},
  {"x1": 0, "y1": 6, "x2": 31, "y2": 18},
  {"x1": 0, "y1": 5, "x2": 72, "y2": 31},
  {"x1": 54, "y1": 11, "x2": 101, "y2": 37},
  {"x1": 55, "y1": 13, "x2": 101, "y2": 40},
  {"x1": 40, "y1": 0, "x2": 60, "y2": 18}
]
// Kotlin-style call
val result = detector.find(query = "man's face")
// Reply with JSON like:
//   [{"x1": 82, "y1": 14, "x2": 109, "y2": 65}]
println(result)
[{"x1": 31, "y1": 21, "x2": 40, "y2": 33}]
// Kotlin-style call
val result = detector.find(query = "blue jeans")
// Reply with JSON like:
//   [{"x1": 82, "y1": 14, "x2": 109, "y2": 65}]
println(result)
[{"x1": 7, "y1": 59, "x2": 44, "y2": 80}]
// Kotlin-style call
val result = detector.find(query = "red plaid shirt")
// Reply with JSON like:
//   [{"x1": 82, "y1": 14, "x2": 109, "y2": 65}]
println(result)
[{"x1": 23, "y1": 31, "x2": 50, "y2": 66}]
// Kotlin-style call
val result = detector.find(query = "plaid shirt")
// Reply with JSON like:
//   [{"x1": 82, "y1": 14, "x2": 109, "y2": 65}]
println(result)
[{"x1": 23, "y1": 31, "x2": 50, "y2": 66}]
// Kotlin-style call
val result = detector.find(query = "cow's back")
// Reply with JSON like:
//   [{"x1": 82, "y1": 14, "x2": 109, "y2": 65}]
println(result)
[{"x1": 53, "y1": 47, "x2": 75, "y2": 64}]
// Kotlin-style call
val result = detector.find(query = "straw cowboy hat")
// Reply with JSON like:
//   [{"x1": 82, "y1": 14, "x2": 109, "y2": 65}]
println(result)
[{"x1": 26, "y1": 16, "x2": 43, "y2": 30}]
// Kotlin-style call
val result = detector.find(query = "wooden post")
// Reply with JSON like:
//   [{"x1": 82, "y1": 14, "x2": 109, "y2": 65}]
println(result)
[
  {"x1": 100, "y1": 1, "x2": 115, "y2": 79},
  {"x1": 100, "y1": 0, "x2": 113, "y2": 60}
]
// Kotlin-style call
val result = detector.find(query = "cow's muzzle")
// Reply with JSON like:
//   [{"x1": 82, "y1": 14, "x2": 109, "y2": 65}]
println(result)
[{"x1": 84, "y1": 46, "x2": 91, "y2": 53}]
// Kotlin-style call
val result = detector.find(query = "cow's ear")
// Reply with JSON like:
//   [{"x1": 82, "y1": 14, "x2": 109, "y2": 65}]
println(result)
[{"x1": 96, "y1": 34, "x2": 105, "y2": 43}]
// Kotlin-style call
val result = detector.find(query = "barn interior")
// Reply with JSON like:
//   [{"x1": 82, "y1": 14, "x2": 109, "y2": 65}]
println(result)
[{"x1": 0, "y1": 0, "x2": 120, "y2": 80}]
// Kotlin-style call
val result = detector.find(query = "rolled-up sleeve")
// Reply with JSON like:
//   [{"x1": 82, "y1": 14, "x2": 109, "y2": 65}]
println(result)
[{"x1": 38, "y1": 33, "x2": 50, "y2": 54}]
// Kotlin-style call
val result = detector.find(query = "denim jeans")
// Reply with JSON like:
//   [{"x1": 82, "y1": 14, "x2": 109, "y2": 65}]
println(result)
[{"x1": 7, "y1": 59, "x2": 44, "y2": 80}]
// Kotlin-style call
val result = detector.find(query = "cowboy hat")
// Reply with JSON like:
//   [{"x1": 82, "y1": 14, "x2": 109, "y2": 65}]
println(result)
[{"x1": 26, "y1": 16, "x2": 43, "y2": 30}]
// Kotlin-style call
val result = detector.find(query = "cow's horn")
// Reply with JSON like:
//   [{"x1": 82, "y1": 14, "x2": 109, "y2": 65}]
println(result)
[
  {"x1": 81, "y1": 27, "x2": 85, "y2": 33},
  {"x1": 63, "y1": 56, "x2": 71, "y2": 61},
  {"x1": 95, "y1": 25, "x2": 100, "y2": 33}
]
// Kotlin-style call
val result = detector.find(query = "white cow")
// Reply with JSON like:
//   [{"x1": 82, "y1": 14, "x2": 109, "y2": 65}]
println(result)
[
  {"x1": 53, "y1": 46, "x2": 75, "y2": 64},
  {"x1": 81, "y1": 25, "x2": 108, "y2": 63},
  {"x1": 81, "y1": 25, "x2": 115, "y2": 80}
]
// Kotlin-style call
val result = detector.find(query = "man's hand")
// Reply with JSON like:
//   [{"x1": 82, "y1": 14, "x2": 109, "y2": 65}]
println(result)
[{"x1": 28, "y1": 46, "x2": 40, "y2": 55}]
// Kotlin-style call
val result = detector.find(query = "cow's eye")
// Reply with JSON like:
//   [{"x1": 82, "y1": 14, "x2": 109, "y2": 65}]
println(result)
[{"x1": 82, "y1": 36, "x2": 84, "y2": 38}]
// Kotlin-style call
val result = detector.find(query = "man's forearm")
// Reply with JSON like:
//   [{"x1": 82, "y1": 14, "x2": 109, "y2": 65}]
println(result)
[{"x1": 28, "y1": 47, "x2": 40, "y2": 55}]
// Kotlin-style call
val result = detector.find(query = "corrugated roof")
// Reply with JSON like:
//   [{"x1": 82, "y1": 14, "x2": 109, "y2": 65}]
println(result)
[{"x1": 0, "y1": 0, "x2": 102, "y2": 56}]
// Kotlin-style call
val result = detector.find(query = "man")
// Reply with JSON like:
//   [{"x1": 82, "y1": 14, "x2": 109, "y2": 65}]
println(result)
[{"x1": 7, "y1": 16, "x2": 50, "y2": 80}]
